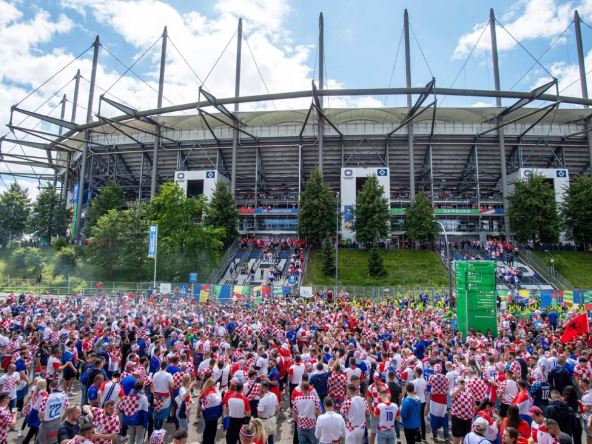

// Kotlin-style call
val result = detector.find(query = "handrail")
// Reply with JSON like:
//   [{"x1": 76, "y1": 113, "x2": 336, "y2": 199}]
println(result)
[
  {"x1": 519, "y1": 250, "x2": 575, "y2": 290},
  {"x1": 300, "y1": 247, "x2": 311, "y2": 285},
  {"x1": 207, "y1": 238, "x2": 240, "y2": 283}
]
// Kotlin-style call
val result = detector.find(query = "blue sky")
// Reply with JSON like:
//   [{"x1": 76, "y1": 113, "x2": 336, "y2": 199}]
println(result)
[{"x1": 1, "y1": 0, "x2": 591, "y2": 192}]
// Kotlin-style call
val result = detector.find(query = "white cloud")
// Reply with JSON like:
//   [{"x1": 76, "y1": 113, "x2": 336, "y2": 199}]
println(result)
[
  {"x1": 531, "y1": 49, "x2": 592, "y2": 99},
  {"x1": 453, "y1": 0, "x2": 588, "y2": 59}
]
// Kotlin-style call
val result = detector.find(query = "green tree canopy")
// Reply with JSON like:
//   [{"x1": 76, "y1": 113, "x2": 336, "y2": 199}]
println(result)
[
  {"x1": 298, "y1": 167, "x2": 338, "y2": 248},
  {"x1": 405, "y1": 192, "x2": 439, "y2": 244},
  {"x1": 508, "y1": 174, "x2": 560, "y2": 244},
  {"x1": 205, "y1": 180, "x2": 239, "y2": 246},
  {"x1": 354, "y1": 175, "x2": 390, "y2": 246},
  {"x1": 5, "y1": 247, "x2": 45, "y2": 278},
  {"x1": 149, "y1": 182, "x2": 224, "y2": 281},
  {"x1": 321, "y1": 238, "x2": 336, "y2": 276},
  {"x1": 0, "y1": 183, "x2": 30, "y2": 247},
  {"x1": 561, "y1": 174, "x2": 592, "y2": 247},
  {"x1": 84, "y1": 181, "x2": 125, "y2": 236},
  {"x1": 53, "y1": 246, "x2": 78, "y2": 280},
  {"x1": 28, "y1": 184, "x2": 69, "y2": 245},
  {"x1": 368, "y1": 245, "x2": 386, "y2": 277}
]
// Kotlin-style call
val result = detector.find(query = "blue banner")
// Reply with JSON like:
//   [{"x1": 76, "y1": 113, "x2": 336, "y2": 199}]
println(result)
[
  {"x1": 148, "y1": 225, "x2": 158, "y2": 258},
  {"x1": 540, "y1": 290, "x2": 553, "y2": 308},
  {"x1": 193, "y1": 284, "x2": 200, "y2": 302},
  {"x1": 188, "y1": 273, "x2": 198, "y2": 283}
]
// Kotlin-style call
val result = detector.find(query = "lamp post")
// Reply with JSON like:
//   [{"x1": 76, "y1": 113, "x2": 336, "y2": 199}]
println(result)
[
  {"x1": 435, "y1": 220, "x2": 453, "y2": 302},
  {"x1": 335, "y1": 192, "x2": 340, "y2": 293}
]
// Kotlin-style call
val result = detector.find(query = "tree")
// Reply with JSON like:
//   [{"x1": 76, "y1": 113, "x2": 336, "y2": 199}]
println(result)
[
  {"x1": 0, "y1": 183, "x2": 30, "y2": 247},
  {"x1": 321, "y1": 238, "x2": 336, "y2": 276},
  {"x1": 405, "y1": 192, "x2": 439, "y2": 244},
  {"x1": 298, "y1": 167, "x2": 337, "y2": 248},
  {"x1": 561, "y1": 175, "x2": 592, "y2": 247},
  {"x1": 354, "y1": 175, "x2": 390, "y2": 246},
  {"x1": 84, "y1": 181, "x2": 125, "y2": 236},
  {"x1": 508, "y1": 174, "x2": 560, "y2": 244},
  {"x1": 205, "y1": 180, "x2": 239, "y2": 246},
  {"x1": 5, "y1": 247, "x2": 45, "y2": 278},
  {"x1": 368, "y1": 245, "x2": 386, "y2": 277},
  {"x1": 150, "y1": 182, "x2": 224, "y2": 281},
  {"x1": 54, "y1": 246, "x2": 77, "y2": 281},
  {"x1": 28, "y1": 184, "x2": 69, "y2": 245},
  {"x1": 87, "y1": 202, "x2": 151, "y2": 280}
]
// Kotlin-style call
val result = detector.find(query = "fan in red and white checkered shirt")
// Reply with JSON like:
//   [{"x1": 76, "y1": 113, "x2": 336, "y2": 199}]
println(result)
[
  {"x1": 451, "y1": 385, "x2": 475, "y2": 421},
  {"x1": 0, "y1": 402, "x2": 15, "y2": 444},
  {"x1": 84, "y1": 404, "x2": 120, "y2": 444}
]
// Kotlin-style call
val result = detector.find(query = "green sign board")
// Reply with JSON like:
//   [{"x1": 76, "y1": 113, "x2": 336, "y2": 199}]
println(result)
[{"x1": 455, "y1": 261, "x2": 497, "y2": 337}]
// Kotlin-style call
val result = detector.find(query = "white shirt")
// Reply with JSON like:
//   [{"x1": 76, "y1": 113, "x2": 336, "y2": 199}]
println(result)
[
  {"x1": 375, "y1": 402, "x2": 398, "y2": 430},
  {"x1": 257, "y1": 392, "x2": 278, "y2": 418},
  {"x1": 502, "y1": 380, "x2": 518, "y2": 404},
  {"x1": 100, "y1": 380, "x2": 122, "y2": 407},
  {"x1": 412, "y1": 377, "x2": 427, "y2": 403},
  {"x1": 152, "y1": 370, "x2": 173, "y2": 393},
  {"x1": 289, "y1": 363, "x2": 306, "y2": 384},
  {"x1": 344, "y1": 395, "x2": 367, "y2": 429},
  {"x1": 315, "y1": 411, "x2": 346, "y2": 443},
  {"x1": 345, "y1": 367, "x2": 362, "y2": 384}
]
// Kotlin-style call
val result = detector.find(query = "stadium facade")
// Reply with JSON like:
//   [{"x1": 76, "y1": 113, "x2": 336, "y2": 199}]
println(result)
[{"x1": 2, "y1": 10, "x2": 592, "y2": 242}]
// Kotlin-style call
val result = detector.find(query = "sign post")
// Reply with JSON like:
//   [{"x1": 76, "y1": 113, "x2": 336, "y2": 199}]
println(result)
[
  {"x1": 455, "y1": 261, "x2": 497, "y2": 337},
  {"x1": 148, "y1": 225, "x2": 158, "y2": 290}
]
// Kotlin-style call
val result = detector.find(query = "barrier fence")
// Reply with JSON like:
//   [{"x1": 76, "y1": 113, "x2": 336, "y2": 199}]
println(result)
[{"x1": 1, "y1": 281, "x2": 592, "y2": 308}]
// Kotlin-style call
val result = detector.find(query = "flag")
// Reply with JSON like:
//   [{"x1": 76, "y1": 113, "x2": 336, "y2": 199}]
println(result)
[{"x1": 560, "y1": 313, "x2": 590, "y2": 344}]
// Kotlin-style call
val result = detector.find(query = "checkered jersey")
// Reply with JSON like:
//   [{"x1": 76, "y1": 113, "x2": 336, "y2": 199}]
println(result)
[
  {"x1": 0, "y1": 406, "x2": 14, "y2": 443},
  {"x1": 119, "y1": 393, "x2": 148, "y2": 417},
  {"x1": 466, "y1": 378, "x2": 488, "y2": 403},
  {"x1": 244, "y1": 380, "x2": 261, "y2": 401},
  {"x1": 340, "y1": 397, "x2": 370, "y2": 432},
  {"x1": 510, "y1": 361, "x2": 522, "y2": 380},
  {"x1": 328, "y1": 372, "x2": 347, "y2": 401},
  {"x1": 0, "y1": 372, "x2": 20, "y2": 394},
  {"x1": 429, "y1": 373, "x2": 449, "y2": 396},
  {"x1": 172, "y1": 371, "x2": 185, "y2": 389},
  {"x1": 292, "y1": 394, "x2": 320, "y2": 429},
  {"x1": 366, "y1": 382, "x2": 385, "y2": 409},
  {"x1": 67, "y1": 436, "x2": 93, "y2": 444},
  {"x1": 451, "y1": 391, "x2": 475, "y2": 420},
  {"x1": 91, "y1": 407, "x2": 120, "y2": 444},
  {"x1": 574, "y1": 364, "x2": 592, "y2": 380}
]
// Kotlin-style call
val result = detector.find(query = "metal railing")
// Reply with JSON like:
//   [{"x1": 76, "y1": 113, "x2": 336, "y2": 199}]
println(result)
[
  {"x1": 207, "y1": 238, "x2": 240, "y2": 283},
  {"x1": 519, "y1": 250, "x2": 576, "y2": 290}
]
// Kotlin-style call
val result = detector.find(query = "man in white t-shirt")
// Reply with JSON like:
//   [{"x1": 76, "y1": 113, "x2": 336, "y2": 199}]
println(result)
[
  {"x1": 411, "y1": 367, "x2": 428, "y2": 441},
  {"x1": 373, "y1": 390, "x2": 399, "y2": 444},
  {"x1": 341, "y1": 383, "x2": 369, "y2": 444},
  {"x1": 288, "y1": 355, "x2": 306, "y2": 404},
  {"x1": 345, "y1": 358, "x2": 362, "y2": 384},
  {"x1": 0, "y1": 364, "x2": 21, "y2": 409},
  {"x1": 315, "y1": 397, "x2": 346, "y2": 444},
  {"x1": 258, "y1": 382, "x2": 279, "y2": 444}
]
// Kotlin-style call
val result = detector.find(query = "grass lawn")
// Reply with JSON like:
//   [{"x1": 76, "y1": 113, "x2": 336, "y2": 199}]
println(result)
[
  {"x1": 304, "y1": 249, "x2": 449, "y2": 287},
  {"x1": 533, "y1": 251, "x2": 592, "y2": 289}
]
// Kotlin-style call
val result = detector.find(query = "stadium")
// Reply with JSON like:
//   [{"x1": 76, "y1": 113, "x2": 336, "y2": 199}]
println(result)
[{"x1": 2, "y1": 9, "x2": 591, "y2": 244}]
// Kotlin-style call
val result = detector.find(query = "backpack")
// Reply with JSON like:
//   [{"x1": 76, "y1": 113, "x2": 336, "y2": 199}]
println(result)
[{"x1": 80, "y1": 365, "x2": 94, "y2": 386}]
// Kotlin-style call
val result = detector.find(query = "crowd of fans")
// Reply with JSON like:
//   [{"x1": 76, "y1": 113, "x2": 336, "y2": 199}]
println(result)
[{"x1": 0, "y1": 289, "x2": 589, "y2": 444}]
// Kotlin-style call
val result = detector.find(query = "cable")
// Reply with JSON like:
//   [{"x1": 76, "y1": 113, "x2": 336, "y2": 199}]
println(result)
[
  {"x1": 102, "y1": 35, "x2": 161, "y2": 95},
  {"x1": 243, "y1": 33, "x2": 277, "y2": 110},
  {"x1": 384, "y1": 27, "x2": 404, "y2": 106},
  {"x1": 14, "y1": 43, "x2": 92, "y2": 107},
  {"x1": 509, "y1": 21, "x2": 572, "y2": 91},
  {"x1": 168, "y1": 35, "x2": 205, "y2": 85},
  {"x1": 440, "y1": 22, "x2": 488, "y2": 107},
  {"x1": 494, "y1": 18, "x2": 554, "y2": 78},
  {"x1": 559, "y1": 68, "x2": 592, "y2": 94},
  {"x1": 202, "y1": 30, "x2": 237, "y2": 88},
  {"x1": 409, "y1": 23, "x2": 434, "y2": 78},
  {"x1": 580, "y1": 18, "x2": 592, "y2": 32}
]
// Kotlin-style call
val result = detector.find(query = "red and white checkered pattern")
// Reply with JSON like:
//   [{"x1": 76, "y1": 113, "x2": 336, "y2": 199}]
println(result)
[
  {"x1": 91, "y1": 407, "x2": 120, "y2": 444},
  {"x1": 574, "y1": 364, "x2": 592, "y2": 380},
  {"x1": 366, "y1": 382, "x2": 385, "y2": 409},
  {"x1": 0, "y1": 372, "x2": 20, "y2": 394},
  {"x1": 153, "y1": 393, "x2": 170, "y2": 413},
  {"x1": 510, "y1": 361, "x2": 522, "y2": 380},
  {"x1": 0, "y1": 406, "x2": 14, "y2": 443},
  {"x1": 429, "y1": 373, "x2": 449, "y2": 396},
  {"x1": 451, "y1": 391, "x2": 475, "y2": 420},
  {"x1": 119, "y1": 394, "x2": 141, "y2": 417},
  {"x1": 172, "y1": 371, "x2": 185, "y2": 389},
  {"x1": 328, "y1": 372, "x2": 347, "y2": 402},
  {"x1": 292, "y1": 394, "x2": 320, "y2": 430},
  {"x1": 340, "y1": 397, "x2": 370, "y2": 432},
  {"x1": 244, "y1": 380, "x2": 261, "y2": 401},
  {"x1": 466, "y1": 378, "x2": 488, "y2": 402},
  {"x1": 67, "y1": 436, "x2": 93, "y2": 444}
]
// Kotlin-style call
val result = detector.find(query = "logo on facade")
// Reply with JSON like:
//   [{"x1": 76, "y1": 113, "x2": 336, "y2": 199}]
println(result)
[
  {"x1": 523, "y1": 170, "x2": 533, "y2": 177},
  {"x1": 556, "y1": 170, "x2": 567, "y2": 178},
  {"x1": 206, "y1": 171, "x2": 215, "y2": 178},
  {"x1": 376, "y1": 168, "x2": 388, "y2": 177},
  {"x1": 176, "y1": 172, "x2": 185, "y2": 180},
  {"x1": 344, "y1": 169, "x2": 353, "y2": 177}
]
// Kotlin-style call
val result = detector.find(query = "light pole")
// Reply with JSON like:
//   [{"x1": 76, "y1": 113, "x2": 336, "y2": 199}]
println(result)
[
  {"x1": 335, "y1": 192, "x2": 340, "y2": 293},
  {"x1": 435, "y1": 220, "x2": 453, "y2": 301}
]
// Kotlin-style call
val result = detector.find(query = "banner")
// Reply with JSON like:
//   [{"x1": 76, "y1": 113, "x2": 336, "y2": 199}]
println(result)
[
  {"x1": 199, "y1": 284, "x2": 210, "y2": 302},
  {"x1": 148, "y1": 225, "x2": 158, "y2": 258},
  {"x1": 214, "y1": 285, "x2": 231, "y2": 303},
  {"x1": 232, "y1": 285, "x2": 250, "y2": 302},
  {"x1": 300, "y1": 286, "x2": 313, "y2": 299},
  {"x1": 540, "y1": 290, "x2": 553, "y2": 308},
  {"x1": 159, "y1": 283, "x2": 171, "y2": 294},
  {"x1": 71, "y1": 183, "x2": 80, "y2": 238}
]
